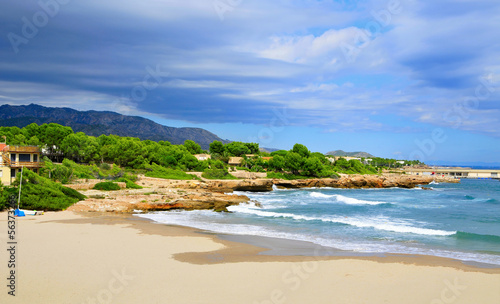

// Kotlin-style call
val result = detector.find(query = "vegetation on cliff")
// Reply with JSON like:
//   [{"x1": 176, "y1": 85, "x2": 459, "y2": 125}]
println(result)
[
  {"x1": 144, "y1": 163, "x2": 198, "y2": 180},
  {"x1": 93, "y1": 181, "x2": 121, "y2": 191},
  {"x1": 0, "y1": 170, "x2": 85, "y2": 211},
  {"x1": 0, "y1": 123, "x2": 412, "y2": 181},
  {"x1": 0, "y1": 123, "x2": 423, "y2": 211}
]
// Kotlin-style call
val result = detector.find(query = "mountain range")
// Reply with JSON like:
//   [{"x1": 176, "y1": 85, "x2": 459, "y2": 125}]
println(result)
[
  {"x1": 325, "y1": 150, "x2": 374, "y2": 158},
  {"x1": 0, "y1": 104, "x2": 228, "y2": 149}
]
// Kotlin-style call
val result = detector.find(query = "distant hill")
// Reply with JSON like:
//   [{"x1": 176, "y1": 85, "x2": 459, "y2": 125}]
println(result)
[
  {"x1": 260, "y1": 147, "x2": 281, "y2": 153},
  {"x1": 0, "y1": 104, "x2": 229, "y2": 149},
  {"x1": 326, "y1": 150, "x2": 374, "y2": 158}
]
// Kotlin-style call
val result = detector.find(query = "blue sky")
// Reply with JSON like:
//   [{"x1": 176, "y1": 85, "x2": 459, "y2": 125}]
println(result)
[{"x1": 1, "y1": 0, "x2": 499, "y2": 163}]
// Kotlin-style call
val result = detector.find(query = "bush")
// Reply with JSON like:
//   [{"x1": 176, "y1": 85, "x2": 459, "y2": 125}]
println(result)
[
  {"x1": 0, "y1": 186, "x2": 17, "y2": 211},
  {"x1": 100, "y1": 163, "x2": 111, "y2": 170},
  {"x1": 266, "y1": 172, "x2": 312, "y2": 180},
  {"x1": 145, "y1": 163, "x2": 198, "y2": 180},
  {"x1": 332, "y1": 159, "x2": 377, "y2": 175},
  {"x1": 202, "y1": 168, "x2": 238, "y2": 180},
  {"x1": 317, "y1": 169, "x2": 340, "y2": 178},
  {"x1": 2, "y1": 170, "x2": 86, "y2": 211},
  {"x1": 115, "y1": 178, "x2": 143, "y2": 189},
  {"x1": 93, "y1": 182, "x2": 121, "y2": 191}
]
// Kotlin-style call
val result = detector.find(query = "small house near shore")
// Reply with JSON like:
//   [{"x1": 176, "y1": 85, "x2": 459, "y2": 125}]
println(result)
[
  {"x1": 194, "y1": 154, "x2": 211, "y2": 161},
  {"x1": 0, "y1": 144, "x2": 43, "y2": 185},
  {"x1": 228, "y1": 157, "x2": 243, "y2": 166},
  {"x1": 327, "y1": 156, "x2": 362, "y2": 162}
]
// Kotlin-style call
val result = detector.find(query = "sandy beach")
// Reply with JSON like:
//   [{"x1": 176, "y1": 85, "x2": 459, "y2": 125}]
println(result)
[{"x1": 1, "y1": 211, "x2": 499, "y2": 304}]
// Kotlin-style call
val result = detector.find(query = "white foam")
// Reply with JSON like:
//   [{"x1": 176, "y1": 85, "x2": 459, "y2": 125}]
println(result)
[
  {"x1": 227, "y1": 205, "x2": 456, "y2": 237},
  {"x1": 337, "y1": 218, "x2": 456, "y2": 236},
  {"x1": 334, "y1": 194, "x2": 390, "y2": 206},
  {"x1": 134, "y1": 211, "x2": 499, "y2": 266},
  {"x1": 310, "y1": 192, "x2": 332, "y2": 198},
  {"x1": 309, "y1": 192, "x2": 390, "y2": 205}
]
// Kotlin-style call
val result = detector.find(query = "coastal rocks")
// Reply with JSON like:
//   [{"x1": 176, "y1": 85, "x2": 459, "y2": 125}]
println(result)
[
  {"x1": 432, "y1": 176, "x2": 460, "y2": 183},
  {"x1": 272, "y1": 174, "x2": 434, "y2": 190},
  {"x1": 67, "y1": 178, "x2": 252, "y2": 213},
  {"x1": 67, "y1": 173, "x2": 449, "y2": 213},
  {"x1": 206, "y1": 179, "x2": 274, "y2": 192},
  {"x1": 131, "y1": 194, "x2": 250, "y2": 212}
]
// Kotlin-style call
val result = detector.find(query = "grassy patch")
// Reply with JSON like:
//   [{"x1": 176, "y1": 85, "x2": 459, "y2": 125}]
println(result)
[
  {"x1": 115, "y1": 177, "x2": 143, "y2": 189},
  {"x1": 267, "y1": 171, "x2": 340, "y2": 179},
  {"x1": 93, "y1": 182, "x2": 121, "y2": 191},
  {"x1": 145, "y1": 163, "x2": 198, "y2": 180},
  {"x1": 266, "y1": 172, "x2": 314, "y2": 180},
  {"x1": 202, "y1": 168, "x2": 239, "y2": 180}
]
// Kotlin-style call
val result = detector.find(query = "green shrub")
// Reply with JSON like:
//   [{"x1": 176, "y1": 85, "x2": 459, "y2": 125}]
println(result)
[
  {"x1": 145, "y1": 163, "x2": 198, "y2": 180},
  {"x1": 100, "y1": 163, "x2": 111, "y2": 170},
  {"x1": 266, "y1": 172, "x2": 312, "y2": 180},
  {"x1": 317, "y1": 169, "x2": 340, "y2": 178},
  {"x1": 93, "y1": 181, "x2": 121, "y2": 191},
  {"x1": 3, "y1": 170, "x2": 86, "y2": 211},
  {"x1": 202, "y1": 168, "x2": 238, "y2": 180},
  {"x1": 115, "y1": 177, "x2": 143, "y2": 189},
  {"x1": 0, "y1": 186, "x2": 17, "y2": 211}
]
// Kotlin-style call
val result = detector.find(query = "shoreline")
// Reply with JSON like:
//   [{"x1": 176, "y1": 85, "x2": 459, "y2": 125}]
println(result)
[
  {"x1": 132, "y1": 213, "x2": 500, "y2": 271},
  {"x1": 64, "y1": 211, "x2": 500, "y2": 272},
  {"x1": 1, "y1": 211, "x2": 500, "y2": 304}
]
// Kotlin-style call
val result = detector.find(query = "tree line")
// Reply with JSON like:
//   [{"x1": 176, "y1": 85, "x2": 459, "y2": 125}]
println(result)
[{"x1": 0, "y1": 123, "x2": 421, "y2": 180}]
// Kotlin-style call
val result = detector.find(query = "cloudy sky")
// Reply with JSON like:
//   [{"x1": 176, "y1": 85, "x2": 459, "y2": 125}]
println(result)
[{"x1": 1, "y1": 0, "x2": 500, "y2": 163}]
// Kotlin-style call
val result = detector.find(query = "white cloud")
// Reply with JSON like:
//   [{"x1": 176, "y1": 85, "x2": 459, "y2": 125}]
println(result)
[{"x1": 259, "y1": 27, "x2": 361, "y2": 64}]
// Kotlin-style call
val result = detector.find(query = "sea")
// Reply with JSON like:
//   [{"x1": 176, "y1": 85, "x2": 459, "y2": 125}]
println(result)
[{"x1": 136, "y1": 179, "x2": 500, "y2": 266}]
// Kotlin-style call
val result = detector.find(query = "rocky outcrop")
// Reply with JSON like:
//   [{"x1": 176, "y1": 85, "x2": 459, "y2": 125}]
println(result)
[
  {"x1": 131, "y1": 193, "x2": 250, "y2": 212},
  {"x1": 67, "y1": 186, "x2": 252, "y2": 213},
  {"x1": 67, "y1": 174, "x2": 453, "y2": 213},
  {"x1": 272, "y1": 174, "x2": 435, "y2": 190},
  {"x1": 205, "y1": 179, "x2": 274, "y2": 192},
  {"x1": 138, "y1": 173, "x2": 442, "y2": 194}
]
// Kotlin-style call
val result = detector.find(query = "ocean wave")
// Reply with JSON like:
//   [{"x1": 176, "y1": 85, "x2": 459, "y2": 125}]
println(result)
[
  {"x1": 309, "y1": 192, "x2": 391, "y2": 205},
  {"x1": 455, "y1": 231, "x2": 500, "y2": 243},
  {"x1": 227, "y1": 205, "x2": 455, "y2": 236},
  {"x1": 134, "y1": 211, "x2": 499, "y2": 266},
  {"x1": 309, "y1": 192, "x2": 332, "y2": 199},
  {"x1": 485, "y1": 198, "x2": 499, "y2": 204},
  {"x1": 463, "y1": 195, "x2": 499, "y2": 204}
]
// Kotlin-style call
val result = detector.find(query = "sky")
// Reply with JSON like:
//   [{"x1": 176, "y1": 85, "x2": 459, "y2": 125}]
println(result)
[{"x1": 1, "y1": 0, "x2": 500, "y2": 164}]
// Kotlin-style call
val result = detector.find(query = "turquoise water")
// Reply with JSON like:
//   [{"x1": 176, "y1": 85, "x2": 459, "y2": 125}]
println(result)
[{"x1": 137, "y1": 179, "x2": 500, "y2": 266}]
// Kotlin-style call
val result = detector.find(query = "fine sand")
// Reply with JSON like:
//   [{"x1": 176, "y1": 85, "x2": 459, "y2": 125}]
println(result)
[{"x1": 1, "y1": 211, "x2": 499, "y2": 304}]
